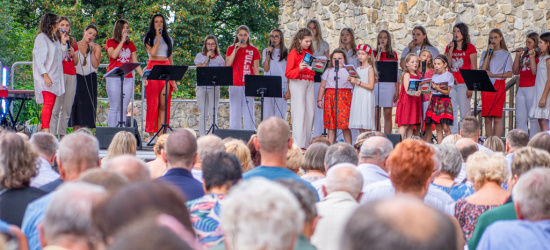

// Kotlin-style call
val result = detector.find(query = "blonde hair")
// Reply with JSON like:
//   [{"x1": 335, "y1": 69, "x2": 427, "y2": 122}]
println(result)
[
  {"x1": 419, "y1": 50, "x2": 434, "y2": 70},
  {"x1": 485, "y1": 29, "x2": 508, "y2": 69},
  {"x1": 511, "y1": 146, "x2": 550, "y2": 177},
  {"x1": 306, "y1": 19, "x2": 324, "y2": 51},
  {"x1": 286, "y1": 144, "x2": 303, "y2": 174},
  {"x1": 483, "y1": 136, "x2": 505, "y2": 153},
  {"x1": 340, "y1": 28, "x2": 357, "y2": 57},
  {"x1": 232, "y1": 25, "x2": 252, "y2": 46},
  {"x1": 103, "y1": 131, "x2": 137, "y2": 163},
  {"x1": 225, "y1": 140, "x2": 252, "y2": 172},
  {"x1": 440, "y1": 134, "x2": 462, "y2": 144},
  {"x1": 466, "y1": 151, "x2": 507, "y2": 189},
  {"x1": 153, "y1": 134, "x2": 169, "y2": 156},
  {"x1": 403, "y1": 53, "x2": 418, "y2": 74}
]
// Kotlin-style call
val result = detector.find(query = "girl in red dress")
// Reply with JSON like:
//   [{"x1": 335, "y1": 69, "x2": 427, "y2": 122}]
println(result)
[{"x1": 396, "y1": 53, "x2": 422, "y2": 139}]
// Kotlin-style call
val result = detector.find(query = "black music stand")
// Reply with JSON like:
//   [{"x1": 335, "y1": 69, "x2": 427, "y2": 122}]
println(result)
[
  {"x1": 375, "y1": 61, "x2": 399, "y2": 131},
  {"x1": 104, "y1": 63, "x2": 142, "y2": 127},
  {"x1": 460, "y1": 69, "x2": 496, "y2": 117},
  {"x1": 197, "y1": 66, "x2": 233, "y2": 134},
  {"x1": 244, "y1": 75, "x2": 282, "y2": 122},
  {"x1": 146, "y1": 65, "x2": 188, "y2": 146}
]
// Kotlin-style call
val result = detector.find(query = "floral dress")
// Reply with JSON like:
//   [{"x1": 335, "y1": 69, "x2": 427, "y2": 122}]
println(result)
[{"x1": 455, "y1": 198, "x2": 500, "y2": 241}]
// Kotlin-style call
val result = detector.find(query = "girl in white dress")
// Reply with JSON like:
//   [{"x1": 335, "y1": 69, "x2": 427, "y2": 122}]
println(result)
[
  {"x1": 349, "y1": 44, "x2": 376, "y2": 132},
  {"x1": 529, "y1": 32, "x2": 550, "y2": 131}
]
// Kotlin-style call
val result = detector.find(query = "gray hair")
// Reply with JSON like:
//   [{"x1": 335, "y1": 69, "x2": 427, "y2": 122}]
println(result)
[
  {"x1": 359, "y1": 136, "x2": 393, "y2": 162},
  {"x1": 42, "y1": 182, "x2": 105, "y2": 241},
  {"x1": 103, "y1": 155, "x2": 151, "y2": 182},
  {"x1": 429, "y1": 144, "x2": 442, "y2": 172},
  {"x1": 197, "y1": 135, "x2": 225, "y2": 159},
  {"x1": 435, "y1": 144, "x2": 462, "y2": 179},
  {"x1": 326, "y1": 163, "x2": 363, "y2": 198},
  {"x1": 30, "y1": 132, "x2": 58, "y2": 157},
  {"x1": 325, "y1": 143, "x2": 358, "y2": 169},
  {"x1": 302, "y1": 143, "x2": 328, "y2": 172},
  {"x1": 221, "y1": 178, "x2": 304, "y2": 250},
  {"x1": 276, "y1": 179, "x2": 318, "y2": 222},
  {"x1": 512, "y1": 167, "x2": 550, "y2": 221},
  {"x1": 57, "y1": 133, "x2": 99, "y2": 173}
]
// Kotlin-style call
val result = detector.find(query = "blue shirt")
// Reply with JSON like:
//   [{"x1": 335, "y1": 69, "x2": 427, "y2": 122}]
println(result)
[
  {"x1": 21, "y1": 193, "x2": 54, "y2": 250},
  {"x1": 432, "y1": 183, "x2": 474, "y2": 201},
  {"x1": 477, "y1": 219, "x2": 550, "y2": 250},
  {"x1": 159, "y1": 168, "x2": 205, "y2": 201},
  {"x1": 243, "y1": 166, "x2": 319, "y2": 201}
]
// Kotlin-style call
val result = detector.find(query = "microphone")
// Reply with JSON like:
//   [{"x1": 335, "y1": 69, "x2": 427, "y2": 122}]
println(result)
[
  {"x1": 511, "y1": 47, "x2": 528, "y2": 53},
  {"x1": 334, "y1": 59, "x2": 339, "y2": 72},
  {"x1": 158, "y1": 28, "x2": 162, "y2": 34},
  {"x1": 535, "y1": 48, "x2": 541, "y2": 52},
  {"x1": 58, "y1": 28, "x2": 71, "y2": 49},
  {"x1": 236, "y1": 39, "x2": 244, "y2": 49},
  {"x1": 126, "y1": 36, "x2": 130, "y2": 45},
  {"x1": 421, "y1": 61, "x2": 427, "y2": 75}
]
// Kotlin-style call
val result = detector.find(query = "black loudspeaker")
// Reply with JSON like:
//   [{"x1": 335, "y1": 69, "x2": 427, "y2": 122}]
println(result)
[
  {"x1": 213, "y1": 129, "x2": 256, "y2": 142},
  {"x1": 385, "y1": 134, "x2": 402, "y2": 147},
  {"x1": 96, "y1": 127, "x2": 142, "y2": 150}
]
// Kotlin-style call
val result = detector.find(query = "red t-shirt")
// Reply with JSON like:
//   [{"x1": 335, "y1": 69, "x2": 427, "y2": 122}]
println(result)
[
  {"x1": 518, "y1": 54, "x2": 538, "y2": 87},
  {"x1": 374, "y1": 51, "x2": 399, "y2": 62},
  {"x1": 226, "y1": 45, "x2": 261, "y2": 86},
  {"x1": 445, "y1": 43, "x2": 477, "y2": 84},
  {"x1": 106, "y1": 39, "x2": 137, "y2": 78},
  {"x1": 285, "y1": 48, "x2": 315, "y2": 81},
  {"x1": 62, "y1": 40, "x2": 78, "y2": 76}
]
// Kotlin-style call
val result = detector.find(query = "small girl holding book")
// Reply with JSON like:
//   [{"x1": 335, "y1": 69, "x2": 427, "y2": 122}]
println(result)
[
  {"x1": 318, "y1": 49, "x2": 353, "y2": 144},
  {"x1": 426, "y1": 55, "x2": 455, "y2": 143},
  {"x1": 349, "y1": 44, "x2": 376, "y2": 132},
  {"x1": 395, "y1": 53, "x2": 421, "y2": 139},
  {"x1": 419, "y1": 49, "x2": 435, "y2": 140}
]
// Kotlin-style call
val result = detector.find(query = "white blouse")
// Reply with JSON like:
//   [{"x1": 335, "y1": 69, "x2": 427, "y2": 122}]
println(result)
[
  {"x1": 480, "y1": 49, "x2": 513, "y2": 84},
  {"x1": 76, "y1": 49, "x2": 98, "y2": 76},
  {"x1": 33, "y1": 33, "x2": 67, "y2": 103}
]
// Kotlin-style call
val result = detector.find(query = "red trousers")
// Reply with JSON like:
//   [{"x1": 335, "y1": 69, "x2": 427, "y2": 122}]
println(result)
[
  {"x1": 145, "y1": 60, "x2": 173, "y2": 132},
  {"x1": 41, "y1": 91, "x2": 56, "y2": 129}
]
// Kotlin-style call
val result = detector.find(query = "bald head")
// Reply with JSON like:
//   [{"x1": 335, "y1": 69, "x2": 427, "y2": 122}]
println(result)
[
  {"x1": 103, "y1": 155, "x2": 151, "y2": 182},
  {"x1": 326, "y1": 164, "x2": 364, "y2": 199},
  {"x1": 342, "y1": 195, "x2": 456, "y2": 250},
  {"x1": 257, "y1": 117, "x2": 291, "y2": 153},
  {"x1": 197, "y1": 135, "x2": 225, "y2": 160},
  {"x1": 360, "y1": 136, "x2": 394, "y2": 163},
  {"x1": 164, "y1": 129, "x2": 197, "y2": 169},
  {"x1": 455, "y1": 138, "x2": 478, "y2": 162}
]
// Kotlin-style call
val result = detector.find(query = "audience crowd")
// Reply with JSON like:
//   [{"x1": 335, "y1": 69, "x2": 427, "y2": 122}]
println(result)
[{"x1": 0, "y1": 116, "x2": 549, "y2": 250}]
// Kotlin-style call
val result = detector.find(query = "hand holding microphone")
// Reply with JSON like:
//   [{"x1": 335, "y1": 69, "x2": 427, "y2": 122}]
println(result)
[{"x1": 157, "y1": 28, "x2": 162, "y2": 37}]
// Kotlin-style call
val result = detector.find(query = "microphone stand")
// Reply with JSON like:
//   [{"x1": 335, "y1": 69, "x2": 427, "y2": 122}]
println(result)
[
  {"x1": 333, "y1": 59, "x2": 339, "y2": 144},
  {"x1": 375, "y1": 48, "x2": 382, "y2": 132}
]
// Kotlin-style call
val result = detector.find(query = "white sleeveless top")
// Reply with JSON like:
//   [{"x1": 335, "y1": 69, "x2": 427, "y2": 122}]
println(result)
[{"x1": 76, "y1": 49, "x2": 98, "y2": 76}]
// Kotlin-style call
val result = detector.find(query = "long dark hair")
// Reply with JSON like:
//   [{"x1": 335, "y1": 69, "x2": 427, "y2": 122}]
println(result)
[
  {"x1": 37, "y1": 13, "x2": 59, "y2": 42},
  {"x1": 376, "y1": 30, "x2": 396, "y2": 60},
  {"x1": 267, "y1": 29, "x2": 288, "y2": 62},
  {"x1": 453, "y1": 23, "x2": 471, "y2": 51},
  {"x1": 328, "y1": 49, "x2": 349, "y2": 68},
  {"x1": 112, "y1": 19, "x2": 128, "y2": 44},
  {"x1": 521, "y1": 32, "x2": 540, "y2": 68},
  {"x1": 340, "y1": 28, "x2": 357, "y2": 56},
  {"x1": 539, "y1": 32, "x2": 550, "y2": 56},
  {"x1": 413, "y1": 26, "x2": 433, "y2": 48},
  {"x1": 143, "y1": 14, "x2": 172, "y2": 58},
  {"x1": 233, "y1": 25, "x2": 252, "y2": 46}
]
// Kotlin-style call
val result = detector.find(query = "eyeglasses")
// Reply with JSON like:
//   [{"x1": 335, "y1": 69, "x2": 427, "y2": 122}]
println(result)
[
  {"x1": 206, "y1": 43, "x2": 216, "y2": 46},
  {"x1": 270, "y1": 35, "x2": 281, "y2": 39}
]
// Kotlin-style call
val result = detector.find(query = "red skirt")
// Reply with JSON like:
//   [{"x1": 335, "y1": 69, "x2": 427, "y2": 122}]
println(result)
[
  {"x1": 481, "y1": 79, "x2": 505, "y2": 117},
  {"x1": 324, "y1": 88, "x2": 352, "y2": 130},
  {"x1": 145, "y1": 60, "x2": 173, "y2": 132},
  {"x1": 426, "y1": 95, "x2": 454, "y2": 125}
]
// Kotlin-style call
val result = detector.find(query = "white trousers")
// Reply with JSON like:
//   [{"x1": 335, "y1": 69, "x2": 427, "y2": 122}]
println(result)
[
  {"x1": 516, "y1": 86, "x2": 540, "y2": 138},
  {"x1": 450, "y1": 84, "x2": 472, "y2": 134},
  {"x1": 290, "y1": 79, "x2": 315, "y2": 148},
  {"x1": 312, "y1": 81, "x2": 325, "y2": 137},
  {"x1": 263, "y1": 97, "x2": 287, "y2": 121},
  {"x1": 50, "y1": 74, "x2": 76, "y2": 135},
  {"x1": 196, "y1": 86, "x2": 220, "y2": 136},
  {"x1": 106, "y1": 77, "x2": 134, "y2": 127},
  {"x1": 229, "y1": 86, "x2": 255, "y2": 130}
]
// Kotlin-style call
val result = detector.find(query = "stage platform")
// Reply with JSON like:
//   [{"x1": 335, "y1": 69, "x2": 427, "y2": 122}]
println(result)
[{"x1": 99, "y1": 145, "x2": 157, "y2": 162}]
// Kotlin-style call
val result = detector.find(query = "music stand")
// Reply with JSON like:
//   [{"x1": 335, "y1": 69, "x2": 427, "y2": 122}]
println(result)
[
  {"x1": 196, "y1": 66, "x2": 233, "y2": 134},
  {"x1": 460, "y1": 69, "x2": 496, "y2": 117},
  {"x1": 244, "y1": 75, "x2": 283, "y2": 122},
  {"x1": 375, "y1": 61, "x2": 399, "y2": 131},
  {"x1": 104, "y1": 63, "x2": 142, "y2": 127},
  {"x1": 146, "y1": 65, "x2": 188, "y2": 146}
]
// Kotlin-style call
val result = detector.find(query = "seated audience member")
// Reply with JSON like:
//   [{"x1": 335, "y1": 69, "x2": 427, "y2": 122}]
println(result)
[
  {"x1": 311, "y1": 164, "x2": 363, "y2": 250},
  {"x1": 125, "y1": 103, "x2": 138, "y2": 128},
  {"x1": 356, "y1": 131, "x2": 386, "y2": 142},
  {"x1": 432, "y1": 144, "x2": 474, "y2": 201},
  {"x1": 29, "y1": 132, "x2": 59, "y2": 188},
  {"x1": 159, "y1": 129, "x2": 204, "y2": 201},
  {"x1": 301, "y1": 143, "x2": 329, "y2": 183},
  {"x1": 103, "y1": 155, "x2": 150, "y2": 182},
  {"x1": 276, "y1": 179, "x2": 319, "y2": 250},
  {"x1": 504, "y1": 129, "x2": 529, "y2": 172},
  {"x1": 468, "y1": 147, "x2": 550, "y2": 249},
  {"x1": 483, "y1": 136, "x2": 505, "y2": 153},
  {"x1": 310, "y1": 135, "x2": 331, "y2": 146},
  {"x1": 286, "y1": 144, "x2": 303, "y2": 174},
  {"x1": 0, "y1": 132, "x2": 46, "y2": 227},
  {"x1": 361, "y1": 140, "x2": 456, "y2": 216},
  {"x1": 477, "y1": 168, "x2": 550, "y2": 250},
  {"x1": 194, "y1": 135, "x2": 226, "y2": 182},
  {"x1": 79, "y1": 168, "x2": 129, "y2": 192},
  {"x1": 147, "y1": 134, "x2": 169, "y2": 179},
  {"x1": 460, "y1": 116, "x2": 493, "y2": 153},
  {"x1": 22, "y1": 133, "x2": 101, "y2": 250},
  {"x1": 39, "y1": 182, "x2": 105, "y2": 250},
  {"x1": 455, "y1": 151, "x2": 508, "y2": 241},
  {"x1": 243, "y1": 117, "x2": 318, "y2": 198},
  {"x1": 454, "y1": 138, "x2": 479, "y2": 184},
  {"x1": 342, "y1": 196, "x2": 458, "y2": 250},
  {"x1": 527, "y1": 131, "x2": 550, "y2": 154},
  {"x1": 224, "y1": 139, "x2": 252, "y2": 172},
  {"x1": 92, "y1": 181, "x2": 196, "y2": 248},
  {"x1": 311, "y1": 142, "x2": 358, "y2": 199},
  {"x1": 441, "y1": 134, "x2": 462, "y2": 145},
  {"x1": 186, "y1": 152, "x2": 242, "y2": 248},
  {"x1": 247, "y1": 135, "x2": 261, "y2": 167},
  {"x1": 218, "y1": 178, "x2": 304, "y2": 250},
  {"x1": 101, "y1": 131, "x2": 137, "y2": 164},
  {"x1": 356, "y1": 136, "x2": 393, "y2": 187}
]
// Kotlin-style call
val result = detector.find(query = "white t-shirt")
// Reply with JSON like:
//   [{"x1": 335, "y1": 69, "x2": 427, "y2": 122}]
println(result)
[
  {"x1": 312, "y1": 40, "x2": 330, "y2": 58},
  {"x1": 322, "y1": 68, "x2": 353, "y2": 89},
  {"x1": 431, "y1": 71, "x2": 454, "y2": 95},
  {"x1": 401, "y1": 45, "x2": 440, "y2": 59},
  {"x1": 194, "y1": 53, "x2": 226, "y2": 88},
  {"x1": 262, "y1": 48, "x2": 288, "y2": 90},
  {"x1": 479, "y1": 49, "x2": 513, "y2": 84},
  {"x1": 344, "y1": 49, "x2": 359, "y2": 68}
]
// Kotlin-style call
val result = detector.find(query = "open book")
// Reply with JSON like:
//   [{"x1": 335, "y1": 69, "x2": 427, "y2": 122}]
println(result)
[
  {"x1": 407, "y1": 80, "x2": 421, "y2": 95},
  {"x1": 344, "y1": 65, "x2": 360, "y2": 79},
  {"x1": 302, "y1": 53, "x2": 328, "y2": 73}
]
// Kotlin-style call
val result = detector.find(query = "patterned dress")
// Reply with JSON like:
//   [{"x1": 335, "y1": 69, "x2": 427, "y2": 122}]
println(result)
[
  {"x1": 186, "y1": 193, "x2": 226, "y2": 248},
  {"x1": 455, "y1": 198, "x2": 500, "y2": 241}
]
